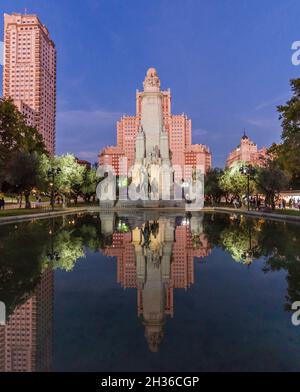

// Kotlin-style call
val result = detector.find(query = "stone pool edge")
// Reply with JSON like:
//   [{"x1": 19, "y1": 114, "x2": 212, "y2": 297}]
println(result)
[
  {"x1": 0, "y1": 208, "x2": 87, "y2": 225},
  {"x1": 203, "y1": 207, "x2": 300, "y2": 224},
  {"x1": 0, "y1": 206, "x2": 299, "y2": 225}
]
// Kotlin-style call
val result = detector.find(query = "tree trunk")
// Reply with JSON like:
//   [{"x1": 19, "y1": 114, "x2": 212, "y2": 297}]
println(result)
[
  {"x1": 24, "y1": 191, "x2": 31, "y2": 209},
  {"x1": 265, "y1": 192, "x2": 275, "y2": 210},
  {"x1": 62, "y1": 194, "x2": 66, "y2": 209},
  {"x1": 271, "y1": 192, "x2": 276, "y2": 210}
]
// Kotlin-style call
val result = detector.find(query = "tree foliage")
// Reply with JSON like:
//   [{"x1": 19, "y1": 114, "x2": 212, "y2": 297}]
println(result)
[
  {"x1": 254, "y1": 160, "x2": 288, "y2": 209},
  {"x1": 0, "y1": 98, "x2": 47, "y2": 201},
  {"x1": 219, "y1": 162, "x2": 255, "y2": 199},
  {"x1": 39, "y1": 154, "x2": 86, "y2": 204},
  {"x1": 269, "y1": 78, "x2": 300, "y2": 188},
  {"x1": 3, "y1": 151, "x2": 44, "y2": 208},
  {"x1": 203, "y1": 213, "x2": 300, "y2": 309},
  {"x1": 80, "y1": 167, "x2": 98, "y2": 202},
  {"x1": 204, "y1": 168, "x2": 225, "y2": 204}
]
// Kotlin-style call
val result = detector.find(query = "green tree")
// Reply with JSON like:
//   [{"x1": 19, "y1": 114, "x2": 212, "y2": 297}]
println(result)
[
  {"x1": 80, "y1": 167, "x2": 98, "y2": 202},
  {"x1": 0, "y1": 98, "x2": 46, "y2": 154},
  {"x1": 204, "y1": 168, "x2": 225, "y2": 205},
  {"x1": 20, "y1": 125, "x2": 46, "y2": 155},
  {"x1": 39, "y1": 154, "x2": 85, "y2": 206},
  {"x1": 219, "y1": 162, "x2": 255, "y2": 201},
  {"x1": 0, "y1": 98, "x2": 47, "y2": 197},
  {"x1": 269, "y1": 78, "x2": 300, "y2": 188},
  {"x1": 3, "y1": 151, "x2": 44, "y2": 208},
  {"x1": 254, "y1": 160, "x2": 288, "y2": 209},
  {"x1": 0, "y1": 98, "x2": 25, "y2": 164}
]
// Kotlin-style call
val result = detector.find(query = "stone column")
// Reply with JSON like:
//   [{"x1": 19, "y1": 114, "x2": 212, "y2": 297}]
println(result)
[{"x1": 135, "y1": 127, "x2": 145, "y2": 164}]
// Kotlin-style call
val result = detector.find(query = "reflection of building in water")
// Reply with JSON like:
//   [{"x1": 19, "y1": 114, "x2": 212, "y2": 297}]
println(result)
[
  {"x1": 0, "y1": 267, "x2": 53, "y2": 372},
  {"x1": 101, "y1": 214, "x2": 211, "y2": 352},
  {"x1": 133, "y1": 218, "x2": 174, "y2": 352}
]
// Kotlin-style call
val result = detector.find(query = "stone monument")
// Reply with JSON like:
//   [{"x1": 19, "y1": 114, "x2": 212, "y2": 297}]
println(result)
[{"x1": 131, "y1": 68, "x2": 174, "y2": 206}]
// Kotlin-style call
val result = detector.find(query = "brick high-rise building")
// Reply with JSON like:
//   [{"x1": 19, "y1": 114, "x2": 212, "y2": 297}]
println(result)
[
  {"x1": 226, "y1": 132, "x2": 267, "y2": 168},
  {"x1": 99, "y1": 68, "x2": 211, "y2": 175},
  {"x1": 3, "y1": 13, "x2": 56, "y2": 155}
]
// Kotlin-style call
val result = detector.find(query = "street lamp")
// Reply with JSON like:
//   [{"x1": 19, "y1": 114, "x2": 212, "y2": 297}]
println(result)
[
  {"x1": 239, "y1": 164, "x2": 256, "y2": 211},
  {"x1": 47, "y1": 167, "x2": 61, "y2": 211},
  {"x1": 241, "y1": 225, "x2": 259, "y2": 267},
  {"x1": 47, "y1": 219, "x2": 60, "y2": 263}
]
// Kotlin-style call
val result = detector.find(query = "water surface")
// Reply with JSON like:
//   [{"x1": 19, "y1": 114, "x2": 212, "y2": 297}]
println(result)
[{"x1": 0, "y1": 212, "x2": 299, "y2": 372}]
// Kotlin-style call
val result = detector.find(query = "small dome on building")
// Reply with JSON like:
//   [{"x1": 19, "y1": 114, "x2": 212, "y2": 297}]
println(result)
[{"x1": 242, "y1": 130, "x2": 249, "y2": 140}]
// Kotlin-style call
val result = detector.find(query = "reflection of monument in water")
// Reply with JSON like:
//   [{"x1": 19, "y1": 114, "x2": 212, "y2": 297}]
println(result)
[
  {"x1": 100, "y1": 212, "x2": 211, "y2": 352},
  {"x1": 133, "y1": 218, "x2": 173, "y2": 352},
  {"x1": 0, "y1": 267, "x2": 53, "y2": 372}
]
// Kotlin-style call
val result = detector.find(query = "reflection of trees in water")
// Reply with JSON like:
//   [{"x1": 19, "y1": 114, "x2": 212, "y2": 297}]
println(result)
[
  {"x1": 259, "y1": 221, "x2": 300, "y2": 310},
  {"x1": 220, "y1": 218, "x2": 261, "y2": 265},
  {"x1": 203, "y1": 213, "x2": 300, "y2": 311},
  {"x1": 51, "y1": 231, "x2": 85, "y2": 271},
  {"x1": 51, "y1": 214, "x2": 111, "y2": 270},
  {"x1": 0, "y1": 213, "x2": 108, "y2": 314},
  {"x1": 203, "y1": 214, "x2": 261, "y2": 264},
  {"x1": 1, "y1": 212, "x2": 299, "y2": 317},
  {"x1": 0, "y1": 221, "x2": 49, "y2": 316},
  {"x1": 203, "y1": 213, "x2": 230, "y2": 248}
]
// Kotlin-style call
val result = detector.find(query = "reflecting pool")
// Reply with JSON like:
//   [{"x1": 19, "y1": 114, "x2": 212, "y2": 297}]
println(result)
[{"x1": 0, "y1": 212, "x2": 300, "y2": 372}]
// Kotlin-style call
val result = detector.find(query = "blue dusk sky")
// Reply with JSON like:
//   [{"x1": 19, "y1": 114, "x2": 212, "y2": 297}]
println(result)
[{"x1": 0, "y1": 0, "x2": 299, "y2": 167}]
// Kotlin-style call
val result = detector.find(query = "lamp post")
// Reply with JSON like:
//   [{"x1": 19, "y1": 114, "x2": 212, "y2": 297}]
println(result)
[
  {"x1": 241, "y1": 224, "x2": 259, "y2": 267},
  {"x1": 47, "y1": 167, "x2": 61, "y2": 211},
  {"x1": 241, "y1": 225, "x2": 253, "y2": 266},
  {"x1": 47, "y1": 219, "x2": 60, "y2": 263},
  {"x1": 239, "y1": 164, "x2": 256, "y2": 211}
]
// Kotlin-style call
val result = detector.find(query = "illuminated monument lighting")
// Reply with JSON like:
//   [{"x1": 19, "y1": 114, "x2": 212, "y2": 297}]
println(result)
[
  {"x1": 98, "y1": 68, "x2": 211, "y2": 208},
  {"x1": 130, "y1": 68, "x2": 174, "y2": 206}
]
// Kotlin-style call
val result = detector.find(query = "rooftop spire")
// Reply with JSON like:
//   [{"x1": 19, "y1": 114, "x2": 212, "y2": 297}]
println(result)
[{"x1": 242, "y1": 129, "x2": 249, "y2": 140}]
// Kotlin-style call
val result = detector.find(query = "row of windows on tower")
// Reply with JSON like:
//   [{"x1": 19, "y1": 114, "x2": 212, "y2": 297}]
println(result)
[
  {"x1": 9, "y1": 34, "x2": 35, "y2": 40},
  {"x1": 19, "y1": 26, "x2": 39, "y2": 31},
  {"x1": 16, "y1": 19, "x2": 37, "y2": 24}
]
